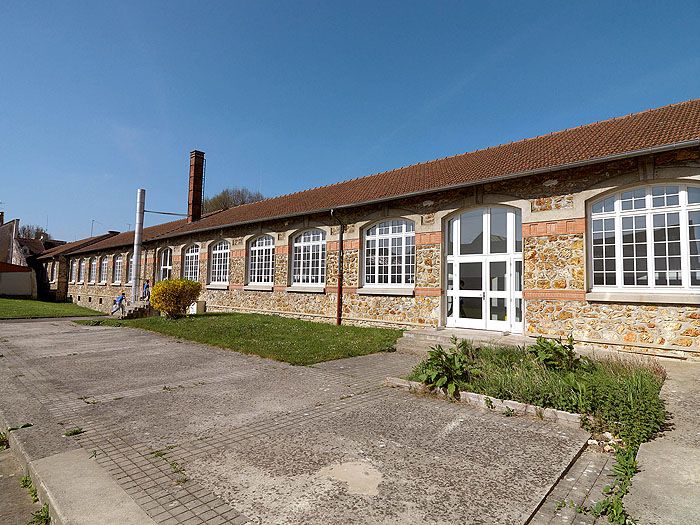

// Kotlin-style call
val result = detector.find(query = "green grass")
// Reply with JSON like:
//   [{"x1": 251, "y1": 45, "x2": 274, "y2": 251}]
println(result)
[
  {"x1": 76, "y1": 312, "x2": 403, "y2": 365},
  {"x1": 0, "y1": 298, "x2": 102, "y2": 319}
]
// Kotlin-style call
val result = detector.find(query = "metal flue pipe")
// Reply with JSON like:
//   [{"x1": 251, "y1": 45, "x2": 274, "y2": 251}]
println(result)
[{"x1": 131, "y1": 188, "x2": 145, "y2": 303}]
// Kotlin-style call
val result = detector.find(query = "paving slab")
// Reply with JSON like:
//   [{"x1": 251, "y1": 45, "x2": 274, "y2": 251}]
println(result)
[{"x1": 626, "y1": 359, "x2": 700, "y2": 525}]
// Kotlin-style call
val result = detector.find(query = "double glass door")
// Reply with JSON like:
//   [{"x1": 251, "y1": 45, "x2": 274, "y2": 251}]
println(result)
[{"x1": 446, "y1": 207, "x2": 523, "y2": 333}]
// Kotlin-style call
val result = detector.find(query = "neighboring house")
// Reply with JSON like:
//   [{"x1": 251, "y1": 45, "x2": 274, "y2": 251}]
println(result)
[{"x1": 40, "y1": 99, "x2": 700, "y2": 358}]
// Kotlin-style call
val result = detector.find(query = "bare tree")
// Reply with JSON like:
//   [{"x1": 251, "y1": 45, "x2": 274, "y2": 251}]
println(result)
[
  {"x1": 18, "y1": 224, "x2": 52, "y2": 240},
  {"x1": 203, "y1": 187, "x2": 265, "y2": 213}
]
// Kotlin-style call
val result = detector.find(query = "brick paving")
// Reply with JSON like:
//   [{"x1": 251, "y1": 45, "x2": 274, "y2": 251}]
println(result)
[
  {"x1": 0, "y1": 320, "x2": 589, "y2": 524},
  {"x1": 528, "y1": 449, "x2": 613, "y2": 525}
]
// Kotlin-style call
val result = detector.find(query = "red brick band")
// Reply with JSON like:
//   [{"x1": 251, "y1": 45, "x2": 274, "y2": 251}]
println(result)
[
  {"x1": 415, "y1": 232, "x2": 443, "y2": 246},
  {"x1": 231, "y1": 249, "x2": 246, "y2": 258},
  {"x1": 522, "y1": 218, "x2": 585, "y2": 237},
  {"x1": 327, "y1": 239, "x2": 360, "y2": 251},
  {"x1": 415, "y1": 287, "x2": 442, "y2": 297},
  {"x1": 523, "y1": 289, "x2": 586, "y2": 301},
  {"x1": 275, "y1": 246, "x2": 289, "y2": 255}
]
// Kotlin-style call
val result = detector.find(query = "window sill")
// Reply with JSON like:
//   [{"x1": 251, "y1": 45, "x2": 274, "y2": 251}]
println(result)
[
  {"x1": 286, "y1": 286, "x2": 326, "y2": 294},
  {"x1": 112, "y1": 282, "x2": 121, "y2": 286},
  {"x1": 357, "y1": 287, "x2": 415, "y2": 297},
  {"x1": 586, "y1": 291, "x2": 700, "y2": 305},
  {"x1": 98, "y1": 282, "x2": 107, "y2": 286},
  {"x1": 243, "y1": 284, "x2": 274, "y2": 292},
  {"x1": 206, "y1": 283, "x2": 229, "y2": 290}
]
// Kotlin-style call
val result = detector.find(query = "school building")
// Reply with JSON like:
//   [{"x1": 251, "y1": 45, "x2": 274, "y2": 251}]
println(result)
[{"x1": 37, "y1": 99, "x2": 700, "y2": 358}]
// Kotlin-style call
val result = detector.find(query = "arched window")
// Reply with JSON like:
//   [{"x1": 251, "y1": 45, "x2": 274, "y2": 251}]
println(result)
[
  {"x1": 589, "y1": 184, "x2": 700, "y2": 290},
  {"x1": 78, "y1": 259, "x2": 86, "y2": 283},
  {"x1": 183, "y1": 245, "x2": 200, "y2": 281},
  {"x1": 248, "y1": 235, "x2": 275, "y2": 285},
  {"x1": 70, "y1": 260, "x2": 77, "y2": 282},
  {"x1": 159, "y1": 248, "x2": 173, "y2": 281},
  {"x1": 291, "y1": 229, "x2": 326, "y2": 285},
  {"x1": 364, "y1": 219, "x2": 415, "y2": 286},
  {"x1": 99, "y1": 257, "x2": 108, "y2": 283},
  {"x1": 209, "y1": 241, "x2": 230, "y2": 284},
  {"x1": 113, "y1": 255, "x2": 123, "y2": 283},
  {"x1": 89, "y1": 257, "x2": 97, "y2": 283}
]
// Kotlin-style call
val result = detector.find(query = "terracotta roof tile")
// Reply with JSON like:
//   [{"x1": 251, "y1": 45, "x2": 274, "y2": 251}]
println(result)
[
  {"x1": 37, "y1": 232, "x2": 120, "y2": 260},
  {"x1": 67, "y1": 98, "x2": 700, "y2": 251},
  {"x1": 152, "y1": 98, "x2": 700, "y2": 241},
  {"x1": 69, "y1": 219, "x2": 189, "y2": 255}
]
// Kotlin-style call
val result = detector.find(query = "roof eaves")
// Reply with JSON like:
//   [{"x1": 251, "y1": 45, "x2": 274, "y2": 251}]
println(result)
[{"x1": 150, "y1": 138, "x2": 700, "y2": 243}]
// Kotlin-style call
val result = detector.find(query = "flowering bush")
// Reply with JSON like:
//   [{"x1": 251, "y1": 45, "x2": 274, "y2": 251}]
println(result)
[{"x1": 150, "y1": 279, "x2": 202, "y2": 318}]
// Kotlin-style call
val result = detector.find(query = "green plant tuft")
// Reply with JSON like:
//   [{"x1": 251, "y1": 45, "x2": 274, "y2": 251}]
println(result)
[
  {"x1": 28, "y1": 503, "x2": 51, "y2": 524},
  {"x1": 416, "y1": 337, "x2": 481, "y2": 400},
  {"x1": 63, "y1": 427, "x2": 84, "y2": 437}
]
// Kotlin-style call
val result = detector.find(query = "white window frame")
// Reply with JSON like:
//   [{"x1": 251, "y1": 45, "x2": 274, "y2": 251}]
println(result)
[
  {"x1": 78, "y1": 258, "x2": 86, "y2": 283},
  {"x1": 99, "y1": 256, "x2": 108, "y2": 284},
  {"x1": 126, "y1": 253, "x2": 134, "y2": 284},
  {"x1": 159, "y1": 248, "x2": 173, "y2": 281},
  {"x1": 51, "y1": 262, "x2": 57, "y2": 282},
  {"x1": 183, "y1": 244, "x2": 200, "y2": 281},
  {"x1": 209, "y1": 241, "x2": 230, "y2": 284},
  {"x1": 70, "y1": 260, "x2": 77, "y2": 283},
  {"x1": 113, "y1": 255, "x2": 123, "y2": 284},
  {"x1": 89, "y1": 257, "x2": 97, "y2": 283},
  {"x1": 248, "y1": 235, "x2": 275, "y2": 285},
  {"x1": 291, "y1": 229, "x2": 326, "y2": 286},
  {"x1": 363, "y1": 219, "x2": 416, "y2": 287},
  {"x1": 589, "y1": 183, "x2": 700, "y2": 293}
]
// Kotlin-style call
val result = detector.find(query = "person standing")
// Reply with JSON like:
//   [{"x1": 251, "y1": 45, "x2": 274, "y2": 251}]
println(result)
[{"x1": 142, "y1": 279, "x2": 150, "y2": 303}]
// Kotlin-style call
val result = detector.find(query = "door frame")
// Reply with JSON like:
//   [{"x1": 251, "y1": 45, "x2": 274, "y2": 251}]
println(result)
[{"x1": 443, "y1": 206, "x2": 524, "y2": 333}]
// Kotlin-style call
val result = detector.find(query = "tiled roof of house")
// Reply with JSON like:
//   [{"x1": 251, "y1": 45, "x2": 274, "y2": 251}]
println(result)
[
  {"x1": 69, "y1": 219, "x2": 189, "y2": 255},
  {"x1": 36, "y1": 232, "x2": 120, "y2": 260},
  {"x1": 152, "y1": 98, "x2": 700, "y2": 241},
  {"x1": 64, "y1": 97, "x2": 700, "y2": 253},
  {"x1": 16, "y1": 237, "x2": 48, "y2": 256}
]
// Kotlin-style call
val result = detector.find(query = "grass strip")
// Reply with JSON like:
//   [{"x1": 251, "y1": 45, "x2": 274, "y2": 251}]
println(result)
[{"x1": 76, "y1": 312, "x2": 402, "y2": 365}]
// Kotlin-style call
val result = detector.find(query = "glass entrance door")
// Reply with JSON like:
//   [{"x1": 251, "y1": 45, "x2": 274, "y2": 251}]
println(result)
[{"x1": 445, "y1": 207, "x2": 523, "y2": 333}]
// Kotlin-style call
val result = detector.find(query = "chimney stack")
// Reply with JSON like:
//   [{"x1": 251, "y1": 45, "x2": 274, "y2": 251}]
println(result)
[
  {"x1": 0, "y1": 211, "x2": 4, "y2": 225},
  {"x1": 188, "y1": 150, "x2": 205, "y2": 223}
]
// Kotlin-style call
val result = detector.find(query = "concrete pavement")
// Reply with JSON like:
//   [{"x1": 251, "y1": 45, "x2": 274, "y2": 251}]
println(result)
[{"x1": 0, "y1": 318, "x2": 590, "y2": 524}]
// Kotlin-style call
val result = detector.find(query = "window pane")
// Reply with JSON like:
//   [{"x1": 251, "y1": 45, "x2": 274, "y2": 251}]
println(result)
[
  {"x1": 490, "y1": 208, "x2": 508, "y2": 253},
  {"x1": 459, "y1": 262, "x2": 482, "y2": 290},
  {"x1": 459, "y1": 297, "x2": 482, "y2": 320},
  {"x1": 591, "y1": 215, "x2": 616, "y2": 286},
  {"x1": 688, "y1": 187, "x2": 700, "y2": 204},
  {"x1": 460, "y1": 210, "x2": 483, "y2": 255},
  {"x1": 489, "y1": 261, "x2": 506, "y2": 291},
  {"x1": 490, "y1": 298, "x2": 507, "y2": 321},
  {"x1": 515, "y1": 211, "x2": 522, "y2": 253}
]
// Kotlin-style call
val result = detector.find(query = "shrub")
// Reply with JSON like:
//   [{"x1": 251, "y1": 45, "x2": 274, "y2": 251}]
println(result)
[
  {"x1": 416, "y1": 337, "x2": 481, "y2": 399},
  {"x1": 527, "y1": 335, "x2": 590, "y2": 372},
  {"x1": 150, "y1": 279, "x2": 202, "y2": 319}
]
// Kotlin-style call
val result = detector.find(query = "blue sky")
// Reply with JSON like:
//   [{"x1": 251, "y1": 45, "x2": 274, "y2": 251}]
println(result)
[{"x1": 1, "y1": 1, "x2": 699, "y2": 241}]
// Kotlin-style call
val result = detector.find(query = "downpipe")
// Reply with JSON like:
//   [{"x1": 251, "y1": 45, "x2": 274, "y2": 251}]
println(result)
[{"x1": 330, "y1": 209, "x2": 344, "y2": 325}]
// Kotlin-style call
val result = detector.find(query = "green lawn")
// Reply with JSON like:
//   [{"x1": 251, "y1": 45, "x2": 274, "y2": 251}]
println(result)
[
  {"x1": 0, "y1": 298, "x2": 103, "y2": 319},
  {"x1": 76, "y1": 312, "x2": 403, "y2": 365}
]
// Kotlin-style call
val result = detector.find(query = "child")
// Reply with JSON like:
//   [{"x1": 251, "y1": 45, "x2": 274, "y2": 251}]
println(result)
[{"x1": 110, "y1": 292, "x2": 127, "y2": 317}]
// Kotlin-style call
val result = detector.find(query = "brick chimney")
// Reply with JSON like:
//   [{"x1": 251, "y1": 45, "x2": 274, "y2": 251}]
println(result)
[
  {"x1": 0, "y1": 211, "x2": 4, "y2": 225},
  {"x1": 188, "y1": 150, "x2": 205, "y2": 223}
]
